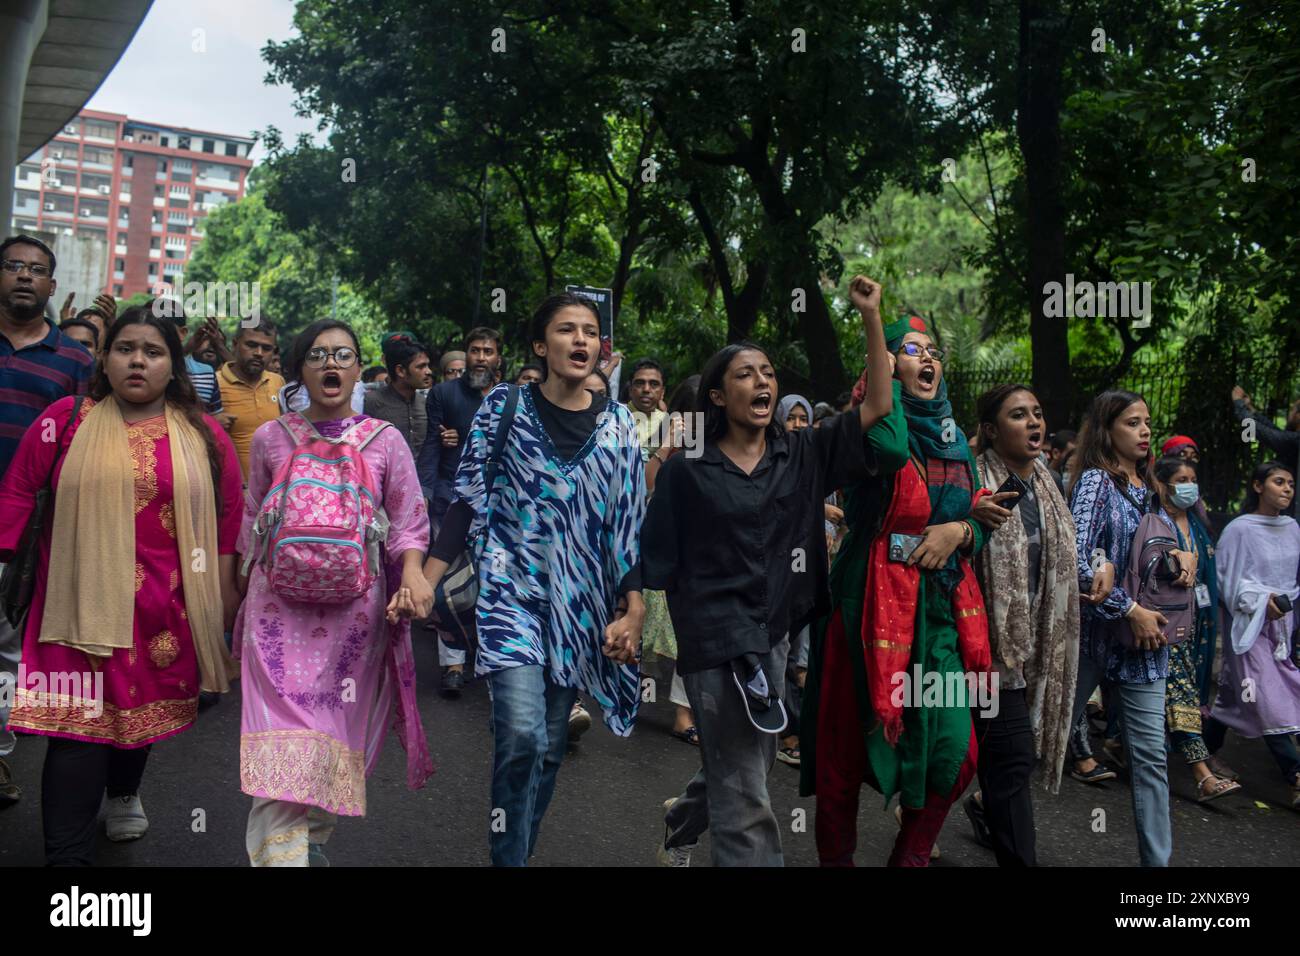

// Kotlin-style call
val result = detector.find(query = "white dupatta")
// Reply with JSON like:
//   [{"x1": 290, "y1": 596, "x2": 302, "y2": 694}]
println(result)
[{"x1": 1215, "y1": 513, "x2": 1300, "y2": 660}]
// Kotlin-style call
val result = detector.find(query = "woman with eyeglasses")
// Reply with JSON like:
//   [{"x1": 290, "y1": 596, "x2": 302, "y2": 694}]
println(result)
[
  {"x1": 235, "y1": 319, "x2": 434, "y2": 867},
  {"x1": 801, "y1": 312, "x2": 990, "y2": 867}
]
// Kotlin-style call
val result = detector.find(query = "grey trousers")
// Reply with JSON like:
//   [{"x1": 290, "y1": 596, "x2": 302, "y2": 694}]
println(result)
[{"x1": 664, "y1": 635, "x2": 788, "y2": 866}]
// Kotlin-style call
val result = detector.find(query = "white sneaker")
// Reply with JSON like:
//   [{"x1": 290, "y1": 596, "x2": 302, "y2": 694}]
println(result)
[
  {"x1": 104, "y1": 794, "x2": 149, "y2": 842},
  {"x1": 657, "y1": 841, "x2": 695, "y2": 867}
]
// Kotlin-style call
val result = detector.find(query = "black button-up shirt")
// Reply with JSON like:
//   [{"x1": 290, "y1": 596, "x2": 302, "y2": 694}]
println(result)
[
  {"x1": 643, "y1": 409, "x2": 884, "y2": 674},
  {"x1": 363, "y1": 382, "x2": 428, "y2": 458}
]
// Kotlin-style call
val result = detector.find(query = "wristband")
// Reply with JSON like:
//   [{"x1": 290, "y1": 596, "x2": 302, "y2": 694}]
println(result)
[{"x1": 1123, "y1": 600, "x2": 1138, "y2": 618}]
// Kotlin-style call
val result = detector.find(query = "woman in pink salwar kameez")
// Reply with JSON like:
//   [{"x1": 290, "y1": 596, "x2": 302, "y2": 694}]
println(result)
[
  {"x1": 0, "y1": 307, "x2": 242, "y2": 865},
  {"x1": 236, "y1": 319, "x2": 434, "y2": 867}
]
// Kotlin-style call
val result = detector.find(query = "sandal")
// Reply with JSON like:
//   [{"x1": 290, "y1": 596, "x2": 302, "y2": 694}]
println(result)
[
  {"x1": 777, "y1": 746, "x2": 800, "y2": 767},
  {"x1": 670, "y1": 726, "x2": 700, "y2": 747},
  {"x1": 1196, "y1": 773, "x2": 1241, "y2": 803}
]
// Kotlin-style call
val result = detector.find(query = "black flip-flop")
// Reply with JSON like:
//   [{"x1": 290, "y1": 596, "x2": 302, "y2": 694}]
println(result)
[{"x1": 670, "y1": 726, "x2": 700, "y2": 746}]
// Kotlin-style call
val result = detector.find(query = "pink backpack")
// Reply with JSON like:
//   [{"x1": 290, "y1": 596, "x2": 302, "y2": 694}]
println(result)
[{"x1": 243, "y1": 413, "x2": 391, "y2": 604}]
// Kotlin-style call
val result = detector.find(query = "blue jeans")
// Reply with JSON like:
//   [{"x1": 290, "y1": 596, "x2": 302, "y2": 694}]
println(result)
[
  {"x1": 486, "y1": 664, "x2": 578, "y2": 867},
  {"x1": 1070, "y1": 651, "x2": 1171, "y2": 866}
]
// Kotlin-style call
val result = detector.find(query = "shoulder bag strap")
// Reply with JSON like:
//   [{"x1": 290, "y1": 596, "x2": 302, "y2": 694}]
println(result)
[
  {"x1": 483, "y1": 385, "x2": 520, "y2": 500},
  {"x1": 42, "y1": 397, "x2": 84, "y2": 491}
]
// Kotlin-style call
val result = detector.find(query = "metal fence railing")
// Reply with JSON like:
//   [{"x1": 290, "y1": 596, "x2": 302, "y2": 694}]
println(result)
[{"x1": 946, "y1": 346, "x2": 1300, "y2": 515}]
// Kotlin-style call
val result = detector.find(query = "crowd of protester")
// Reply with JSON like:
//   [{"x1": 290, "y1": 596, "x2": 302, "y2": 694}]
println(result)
[{"x1": 0, "y1": 231, "x2": 1296, "y2": 868}]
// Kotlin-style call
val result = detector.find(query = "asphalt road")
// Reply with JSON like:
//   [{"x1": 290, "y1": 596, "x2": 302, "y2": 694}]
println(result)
[{"x1": 1, "y1": 635, "x2": 1296, "y2": 867}]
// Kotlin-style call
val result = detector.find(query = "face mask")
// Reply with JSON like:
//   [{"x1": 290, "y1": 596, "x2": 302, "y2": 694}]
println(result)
[{"x1": 1170, "y1": 482, "x2": 1199, "y2": 509}]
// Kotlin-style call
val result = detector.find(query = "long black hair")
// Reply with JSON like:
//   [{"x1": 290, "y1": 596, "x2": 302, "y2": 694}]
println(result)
[
  {"x1": 1068, "y1": 389, "x2": 1150, "y2": 498},
  {"x1": 696, "y1": 342, "x2": 783, "y2": 444},
  {"x1": 1242, "y1": 459, "x2": 1294, "y2": 514},
  {"x1": 93, "y1": 304, "x2": 226, "y2": 511},
  {"x1": 283, "y1": 319, "x2": 361, "y2": 407}
]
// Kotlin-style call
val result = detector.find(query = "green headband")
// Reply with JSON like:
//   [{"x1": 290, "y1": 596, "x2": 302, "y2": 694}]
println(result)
[{"x1": 884, "y1": 314, "x2": 930, "y2": 352}]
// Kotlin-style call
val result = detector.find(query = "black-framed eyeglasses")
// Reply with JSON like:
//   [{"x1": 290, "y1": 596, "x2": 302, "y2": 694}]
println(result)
[
  {"x1": 897, "y1": 342, "x2": 946, "y2": 361},
  {"x1": 305, "y1": 346, "x2": 359, "y2": 369},
  {"x1": 1, "y1": 259, "x2": 51, "y2": 278}
]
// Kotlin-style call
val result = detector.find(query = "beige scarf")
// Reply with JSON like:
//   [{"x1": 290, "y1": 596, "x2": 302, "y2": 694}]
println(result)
[
  {"x1": 974, "y1": 449, "x2": 1080, "y2": 792},
  {"x1": 41, "y1": 398, "x2": 236, "y2": 693}
]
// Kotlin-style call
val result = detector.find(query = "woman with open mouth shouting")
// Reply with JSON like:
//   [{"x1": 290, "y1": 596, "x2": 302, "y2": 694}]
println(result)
[
  {"x1": 644, "y1": 275, "x2": 895, "y2": 867},
  {"x1": 236, "y1": 319, "x2": 434, "y2": 867},
  {"x1": 422, "y1": 292, "x2": 646, "y2": 867},
  {"x1": 800, "y1": 310, "x2": 993, "y2": 868},
  {"x1": 966, "y1": 384, "x2": 1083, "y2": 866}
]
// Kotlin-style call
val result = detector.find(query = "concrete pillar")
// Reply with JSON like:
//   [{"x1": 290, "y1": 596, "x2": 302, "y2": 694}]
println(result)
[{"x1": 0, "y1": 0, "x2": 49, "y2": 239}]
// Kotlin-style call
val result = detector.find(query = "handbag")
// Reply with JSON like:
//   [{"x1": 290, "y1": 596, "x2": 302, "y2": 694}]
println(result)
[
  {"x1": 429, "y1": 385, "x2": 520, "y2": 635},
  {"x1": 1, "y1": 397, "x2": 84, "y2": 628}
]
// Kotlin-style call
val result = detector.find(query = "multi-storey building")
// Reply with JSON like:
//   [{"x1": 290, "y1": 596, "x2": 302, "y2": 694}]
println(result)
[{"x1": 10, "y1": 108, "x2": 254, "y2": 298}]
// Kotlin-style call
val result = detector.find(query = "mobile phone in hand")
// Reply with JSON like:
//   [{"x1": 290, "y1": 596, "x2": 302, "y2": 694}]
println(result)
[
  {"x1": 888, "y1": 533, "x2": 924, "y2": 563},
  {"x1": 994, "y1": 472, "x2": 1030, "y2": 510},
  {"x1": 1276, "y1": 593, "x2": 1293, "y2": 614}
]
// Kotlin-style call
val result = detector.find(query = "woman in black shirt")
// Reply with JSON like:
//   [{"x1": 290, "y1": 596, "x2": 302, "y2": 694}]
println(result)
[{"x1": 643, "y1": 276, "x2": 894, "y2": 866}]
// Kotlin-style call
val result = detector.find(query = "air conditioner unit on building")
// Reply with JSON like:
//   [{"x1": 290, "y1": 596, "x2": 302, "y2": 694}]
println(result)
[
  {"x1": 51, "y1": 151, "x2": 63, "y2": 160},
  {"x1": 63, "y1": 126, "x2": 76, "y2": 135},
  {"x1": 80, "y1": 208, "x2": 92, "y2": 217},
  {"x1": 98, "y1": 185, "x2": 111, "y2": 194},
  {"x1": 43, "y1": 202, "x2": 55, "y2": 211},
  {"x1": 50, "y1": 179, "x2": 63, "y2": 189}
]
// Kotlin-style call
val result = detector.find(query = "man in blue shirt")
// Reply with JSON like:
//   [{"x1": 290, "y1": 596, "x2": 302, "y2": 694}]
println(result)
[
  {"x1": 0, "y1": 235, "x2": 94, "y2": 808},
  {"x1": 416, "y1": 326, "x2": 502, "y2": 696}
]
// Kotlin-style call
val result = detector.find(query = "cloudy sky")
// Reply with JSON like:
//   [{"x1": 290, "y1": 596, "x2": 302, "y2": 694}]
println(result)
[{"x1": 85, "y1": 0, "x2": 322, "y2": 161}]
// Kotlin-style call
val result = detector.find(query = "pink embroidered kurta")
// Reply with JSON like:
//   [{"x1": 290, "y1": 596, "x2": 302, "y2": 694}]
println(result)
[
  {"x1": 235, "y1": 414, "x2": 433, "y2": 817},
  {"x1": 0, "y1": 396, "x2": 243, "y2": 746}
]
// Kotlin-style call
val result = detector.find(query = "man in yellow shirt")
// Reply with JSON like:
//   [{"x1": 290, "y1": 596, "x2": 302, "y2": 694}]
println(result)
[
  {"x1": 627, "y1": 358, "x2": 667, "y2": 461},
  {"x1": 217, "y1": 322, "x2": 284, "y2": 479}
]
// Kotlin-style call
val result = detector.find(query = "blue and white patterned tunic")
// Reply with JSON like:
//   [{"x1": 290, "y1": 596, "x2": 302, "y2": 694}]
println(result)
[
  {"x1": 452, "y1": 382, "x2": 646, "y2": 735},
  {"x1": 1070, "y1": 467, "x2": 1169, "y2": 683}
]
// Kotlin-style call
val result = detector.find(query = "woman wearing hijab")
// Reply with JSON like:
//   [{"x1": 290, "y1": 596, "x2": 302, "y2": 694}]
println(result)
[
  {"x1": 0, "y1": 305, "x2": 242, "y2": 865},
  {"x1": 801, "y1": 314, "x2": 991, "y2": 867},
  {"x1": 966, "y1": 384, "x2": 1080, "y2": 866},
  {"x1": 1206, "y1": 460, "x2": 1300, "y2": 808},
  {"x1": 776, "y1": 394, "x2": 815, "y2": 767}
]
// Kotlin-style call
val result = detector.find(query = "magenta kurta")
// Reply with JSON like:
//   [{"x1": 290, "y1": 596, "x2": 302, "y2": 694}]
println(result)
[
  {"x1": 235, "y1": 414, "x2": 433, "y2": 816},
  {"x1": 0, "y1": 396, "x2": 243, "y2": 746}
]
